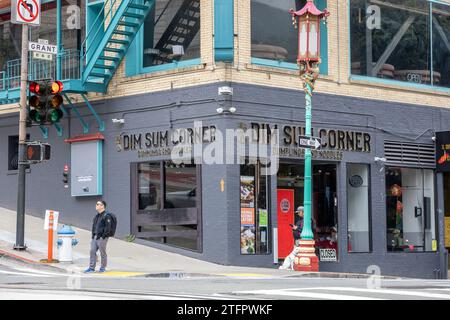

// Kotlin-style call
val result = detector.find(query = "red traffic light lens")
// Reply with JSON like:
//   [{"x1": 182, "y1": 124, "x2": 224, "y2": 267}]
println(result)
[
  {"x1": 51, "y1": 81, "x2": 63, "y2": 94},
  {"x1": 29, "y1": 82, "x2": 40, "y2": 94}
]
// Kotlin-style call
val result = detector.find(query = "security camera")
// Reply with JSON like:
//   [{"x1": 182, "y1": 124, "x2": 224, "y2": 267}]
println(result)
[
  {"x1": 431, "y1": 136, "x2": 436, "y2": 142},
  {"x1": 229, "y1": 107, "x2": 236, "y2": 113},
  {"x1": 112, "y1": 118, "x2": 125, "y2": 124},
  {"x1": 216, "y1": 107, "x2": 224, "y2": 114},
  {"x1": 218, "y1": 86, "x2": 233, "y2": 96}
]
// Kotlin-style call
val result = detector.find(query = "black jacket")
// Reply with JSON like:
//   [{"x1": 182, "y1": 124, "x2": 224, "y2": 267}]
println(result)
[
  {"x1": 91, "y1": 211, "x2": 112, "y2": 239},
  {"x1": 292, "y1": 218, "x2": 304, "y2": 240}
]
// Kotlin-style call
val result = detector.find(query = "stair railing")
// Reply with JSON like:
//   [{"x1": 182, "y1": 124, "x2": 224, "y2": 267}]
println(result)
[{"x1": 79, "y1": 0, "x2": 120, "y2": 76}]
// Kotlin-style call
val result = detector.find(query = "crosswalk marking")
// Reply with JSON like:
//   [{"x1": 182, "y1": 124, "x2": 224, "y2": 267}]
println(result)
[
  {"x1": 0, "y1": 269, "x2": 51, "y2": 278},
  {"x1": 235, "y1": 286, "x2": 450, "y2": 300},
  {"x1": 298, "y1": 287, "x2": 450, "y2": 300},
  {"x1": 236, "y1": 289, "x2": 383, "y2": 300}
]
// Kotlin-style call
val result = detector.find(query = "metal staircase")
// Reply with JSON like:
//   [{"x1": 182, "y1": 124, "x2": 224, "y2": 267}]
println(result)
[
  {"x1": 152, "y1": 0, "x2": 200, "y2": 65},
  {"x1": 81, "y1": 0, "x2": 155, "y2": 88}
]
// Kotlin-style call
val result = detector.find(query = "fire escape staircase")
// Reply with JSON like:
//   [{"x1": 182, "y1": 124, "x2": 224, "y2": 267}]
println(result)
[
  {"x1": 81, "y1": 0, "x2": 155, "y2": 89},
  {"x1": 53, "y1": 0, "x2": 155, "y2": 137},
  {"x1": 152, "y1": 0, "x2": 200, "y2": 65}
]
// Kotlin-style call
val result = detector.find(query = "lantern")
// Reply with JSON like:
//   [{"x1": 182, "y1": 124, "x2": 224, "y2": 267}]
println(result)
[
  {"x1": 291, "y1": 0, "x2": 329, "y2": 64},
  {"x1": 390, "y1": 184, "x2": 402, "y2": 197}
]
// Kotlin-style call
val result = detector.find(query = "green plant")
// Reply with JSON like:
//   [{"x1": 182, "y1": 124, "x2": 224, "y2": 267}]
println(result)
[{"x1": 124, "y1": 234, "x2": 136, "y2": 242}]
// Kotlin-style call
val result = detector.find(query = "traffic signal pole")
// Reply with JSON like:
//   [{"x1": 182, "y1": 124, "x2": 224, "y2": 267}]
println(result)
[{"x1": 15, "y1": 24, "x2": 29, "y2": 251}]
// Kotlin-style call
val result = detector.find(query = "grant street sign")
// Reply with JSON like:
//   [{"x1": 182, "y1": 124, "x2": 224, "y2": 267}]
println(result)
[
  {"x1": 29, "y1": 41, "x2": 58, "y2": 55},
  {"x1": 33, "y1": 52, "x2": 52, "y2": 61},
  {"x1": 298, "y1": 135, "x2": 321, "y2": 150}
]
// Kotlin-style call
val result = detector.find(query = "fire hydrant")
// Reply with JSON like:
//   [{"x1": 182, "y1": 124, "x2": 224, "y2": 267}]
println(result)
[{"x1": 57, "y1": 225, "x2": 79, "y2": 263}]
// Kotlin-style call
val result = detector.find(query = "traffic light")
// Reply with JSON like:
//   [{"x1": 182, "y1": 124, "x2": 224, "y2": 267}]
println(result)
[
  {"x1": 28, "y1": 80, "x2": 64, "y2": 125},
  {"x1": 63, "y1": 165, "x2": 69, "y2": 184},
  {"x1": 25, "y1": 142, "x2": 51, "y2": 162}
]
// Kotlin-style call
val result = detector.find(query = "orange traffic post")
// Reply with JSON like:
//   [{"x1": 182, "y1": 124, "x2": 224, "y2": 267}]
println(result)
[
  {"x1": 48, "y1": 210, "x2": 53, "y2": 261},
  {"x1": 40, "y1": 210, "x2": 58, "y2": 264}
]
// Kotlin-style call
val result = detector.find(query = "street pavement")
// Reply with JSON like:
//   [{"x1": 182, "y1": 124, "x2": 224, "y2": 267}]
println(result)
[
  {"x1": 0, "y1": 206, "x2": 306, "y2": 278},
  {"x1": 1, "y1": 257, "x2": 450, "y2": 300},
  {"x1": 0, "y1": 206, "x2": 364, "y2": 279},
  {"x1": 2, "y1": 206, "x2": 450, "y2": 300}
]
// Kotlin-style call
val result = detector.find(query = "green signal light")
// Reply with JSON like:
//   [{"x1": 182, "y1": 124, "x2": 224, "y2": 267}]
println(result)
[
  {"x1": 47, "y1": 108, "x2": 63, "y2": 123},
  {"x1": 29, "y1": 109, "x2": 45, "y2": 123}
]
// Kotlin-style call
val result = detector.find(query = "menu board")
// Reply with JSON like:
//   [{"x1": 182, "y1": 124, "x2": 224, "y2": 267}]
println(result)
[
  {"x1": 240, "y1": 176, "x2": 255, "y2": 208},
  {"x1": 240, "y1": 176, "x2": 255, "y2": 254}
]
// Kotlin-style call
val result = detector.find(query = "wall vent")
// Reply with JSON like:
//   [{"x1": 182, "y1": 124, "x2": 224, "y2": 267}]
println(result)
[{"x1": 384, "y1": 141, "x2": 435, "y2": 168}]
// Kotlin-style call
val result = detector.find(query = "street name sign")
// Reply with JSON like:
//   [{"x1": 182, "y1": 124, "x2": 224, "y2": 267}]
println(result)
[
  {"x1": 33, "y1": 52, "x2": 52, "y2": 61},
  {"x1": 298, "y1": 135, "x2": 321, "y2": 150},
  {"x1": 11, "y1": 0, "x2": 41, "y2": 26},
  {"x1": 29, "y1": 41, "x2": 58, "y2": 55}
]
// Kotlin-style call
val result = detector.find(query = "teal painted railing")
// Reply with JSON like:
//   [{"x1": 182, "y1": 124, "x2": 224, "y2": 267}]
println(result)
[
  {"x1": 1, "y1": 49, "x2": 80, "y2": 91},
  {"x1": 0, "y1": 71, "x2": 5, "y2": 91}
]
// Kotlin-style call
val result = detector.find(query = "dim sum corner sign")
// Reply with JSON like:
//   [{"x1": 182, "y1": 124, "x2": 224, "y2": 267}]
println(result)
[
  {"x1": 115, "y1": 125, "x2": 217, "y2": 158},
  {"x1": 115, "y1": 122, "x2": 372, "y2": 160}
]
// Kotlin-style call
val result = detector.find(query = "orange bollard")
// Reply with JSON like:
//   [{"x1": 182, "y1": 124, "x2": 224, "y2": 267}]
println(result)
[
  {"x1": 48, "y1": 210, "x2": 54, "y2": 261},
  {"x1": 40, "y1": 210, "x2": 58, "y2": 264}
]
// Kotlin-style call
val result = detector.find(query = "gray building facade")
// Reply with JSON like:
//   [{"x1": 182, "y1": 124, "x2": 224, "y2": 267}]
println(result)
[{"x1": 0, "y1": 82, "x2": 449, "y2": 279}]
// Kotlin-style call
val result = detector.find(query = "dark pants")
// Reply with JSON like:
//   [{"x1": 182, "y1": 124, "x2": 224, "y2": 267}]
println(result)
[{"x1": 89, "y1": 238, "x2": 108, "y2": 269}]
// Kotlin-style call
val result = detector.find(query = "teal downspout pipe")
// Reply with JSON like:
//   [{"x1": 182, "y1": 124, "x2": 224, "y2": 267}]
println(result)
[
  {"x1": 57, "y1": 0, "x2": 62, "y2": 79},
  {"x1": 301, "y1": 82, "x2": 314, "y2": 240}
]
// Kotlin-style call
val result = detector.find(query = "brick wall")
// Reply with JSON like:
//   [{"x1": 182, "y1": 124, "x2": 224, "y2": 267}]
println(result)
[{"x1": 0, "y1": 0, "x2": 449, "y2": 114}]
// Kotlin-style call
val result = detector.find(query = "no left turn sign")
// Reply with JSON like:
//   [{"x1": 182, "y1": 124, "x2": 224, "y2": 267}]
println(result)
[{"x1": 11, "y1": 0, "x2": 40, "y2": 26}]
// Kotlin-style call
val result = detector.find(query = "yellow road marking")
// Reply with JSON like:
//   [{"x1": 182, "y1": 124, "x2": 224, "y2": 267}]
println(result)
[{"x1": 95, "y1": 271, "x2": 147, "y2": 277}]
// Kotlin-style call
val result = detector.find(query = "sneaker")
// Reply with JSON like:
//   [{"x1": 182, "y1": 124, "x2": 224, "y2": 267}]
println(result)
[
  {"x1": 84, "y1": 268, "x2": 95, "y2": 273},
  {"x1": 98, "y1": 267, "x2": 106, "y2": 273}
]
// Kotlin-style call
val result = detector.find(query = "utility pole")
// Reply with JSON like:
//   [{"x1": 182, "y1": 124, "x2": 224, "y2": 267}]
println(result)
[{"x1": 15, "y1": 23, "x2": 29, "y2": 251}]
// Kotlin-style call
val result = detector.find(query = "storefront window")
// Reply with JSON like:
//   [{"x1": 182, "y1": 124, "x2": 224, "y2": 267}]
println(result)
[
  {"x1": 164, "y1": 161, "x2": 196, "y2": 208},
  {"x1": 386, "y1": 167, "x2": 436, "y2": 252},
  {"x1": 138, "y1": 163, "x2": 162, "y2": 210},
  {"x1": 142, "y1": 0, "x2": 200, "y2": 68},
  {"x1": 347, "y1": 163, "x2": 371, "y2": 253},
  {"x1": 136, "y1": 160, "x2": 199, "y2": 251},
  {"x1": 240, "y1": 161, "x2": 270, "y2": 255},
  {"x1": 350, "y1": 0, "x2": 450, "y2": 89},
  {"x1": 313, "y1": 164, "x2": 338, "y2": 261}
]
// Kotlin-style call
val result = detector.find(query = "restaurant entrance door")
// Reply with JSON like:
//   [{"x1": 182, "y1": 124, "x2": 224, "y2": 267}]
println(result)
[{"x1": 277, "y1": 162, "x2": 339, "y2": 262}]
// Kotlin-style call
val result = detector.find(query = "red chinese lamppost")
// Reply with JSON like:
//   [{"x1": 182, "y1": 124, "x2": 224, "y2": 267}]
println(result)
[{"x1": 290, "y1": 0, "x2": 329, "y2": 272}]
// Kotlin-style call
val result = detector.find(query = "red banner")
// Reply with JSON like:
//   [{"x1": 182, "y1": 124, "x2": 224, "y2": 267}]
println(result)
[{"x1": 277, "y1": 189, "x2": 294, "y2": 259}]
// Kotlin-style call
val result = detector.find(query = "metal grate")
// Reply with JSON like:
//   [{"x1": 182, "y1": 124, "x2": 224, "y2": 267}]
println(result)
[{"x1": 384, "y1": 141, "x2": 435, "y2": 168}]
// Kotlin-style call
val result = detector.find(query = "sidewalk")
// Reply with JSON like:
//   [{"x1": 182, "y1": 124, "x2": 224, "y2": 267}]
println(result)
[{"x1": 0, "y1": 207, "x2": 383, "y2": 279}]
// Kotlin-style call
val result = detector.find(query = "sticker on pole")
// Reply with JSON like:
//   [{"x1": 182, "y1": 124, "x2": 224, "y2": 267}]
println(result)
[
  {"x1": 44, "y1": 210, "x2": 59, "y2": 230},
  {"x1": 11, "y1": 0, "x2": 40, "y2": 26}
]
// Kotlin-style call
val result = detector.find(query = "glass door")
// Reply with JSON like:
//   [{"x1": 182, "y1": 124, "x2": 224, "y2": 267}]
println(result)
[{"x1": 313, "y1": 164, "x2": 338, "y2": 261}]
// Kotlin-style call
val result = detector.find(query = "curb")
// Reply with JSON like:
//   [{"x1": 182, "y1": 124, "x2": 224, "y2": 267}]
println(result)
[
  {"x1": 0, "y1": 248, "x2": 40, "y2": 265},
  {"x1": 285, "y1": 271, "x2": 402, "y2": 280}
]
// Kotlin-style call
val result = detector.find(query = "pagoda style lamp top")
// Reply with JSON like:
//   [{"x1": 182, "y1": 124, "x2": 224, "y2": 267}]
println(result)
[{"x1": 290, "y1": 0, "x2": 330, "y2": 64}]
